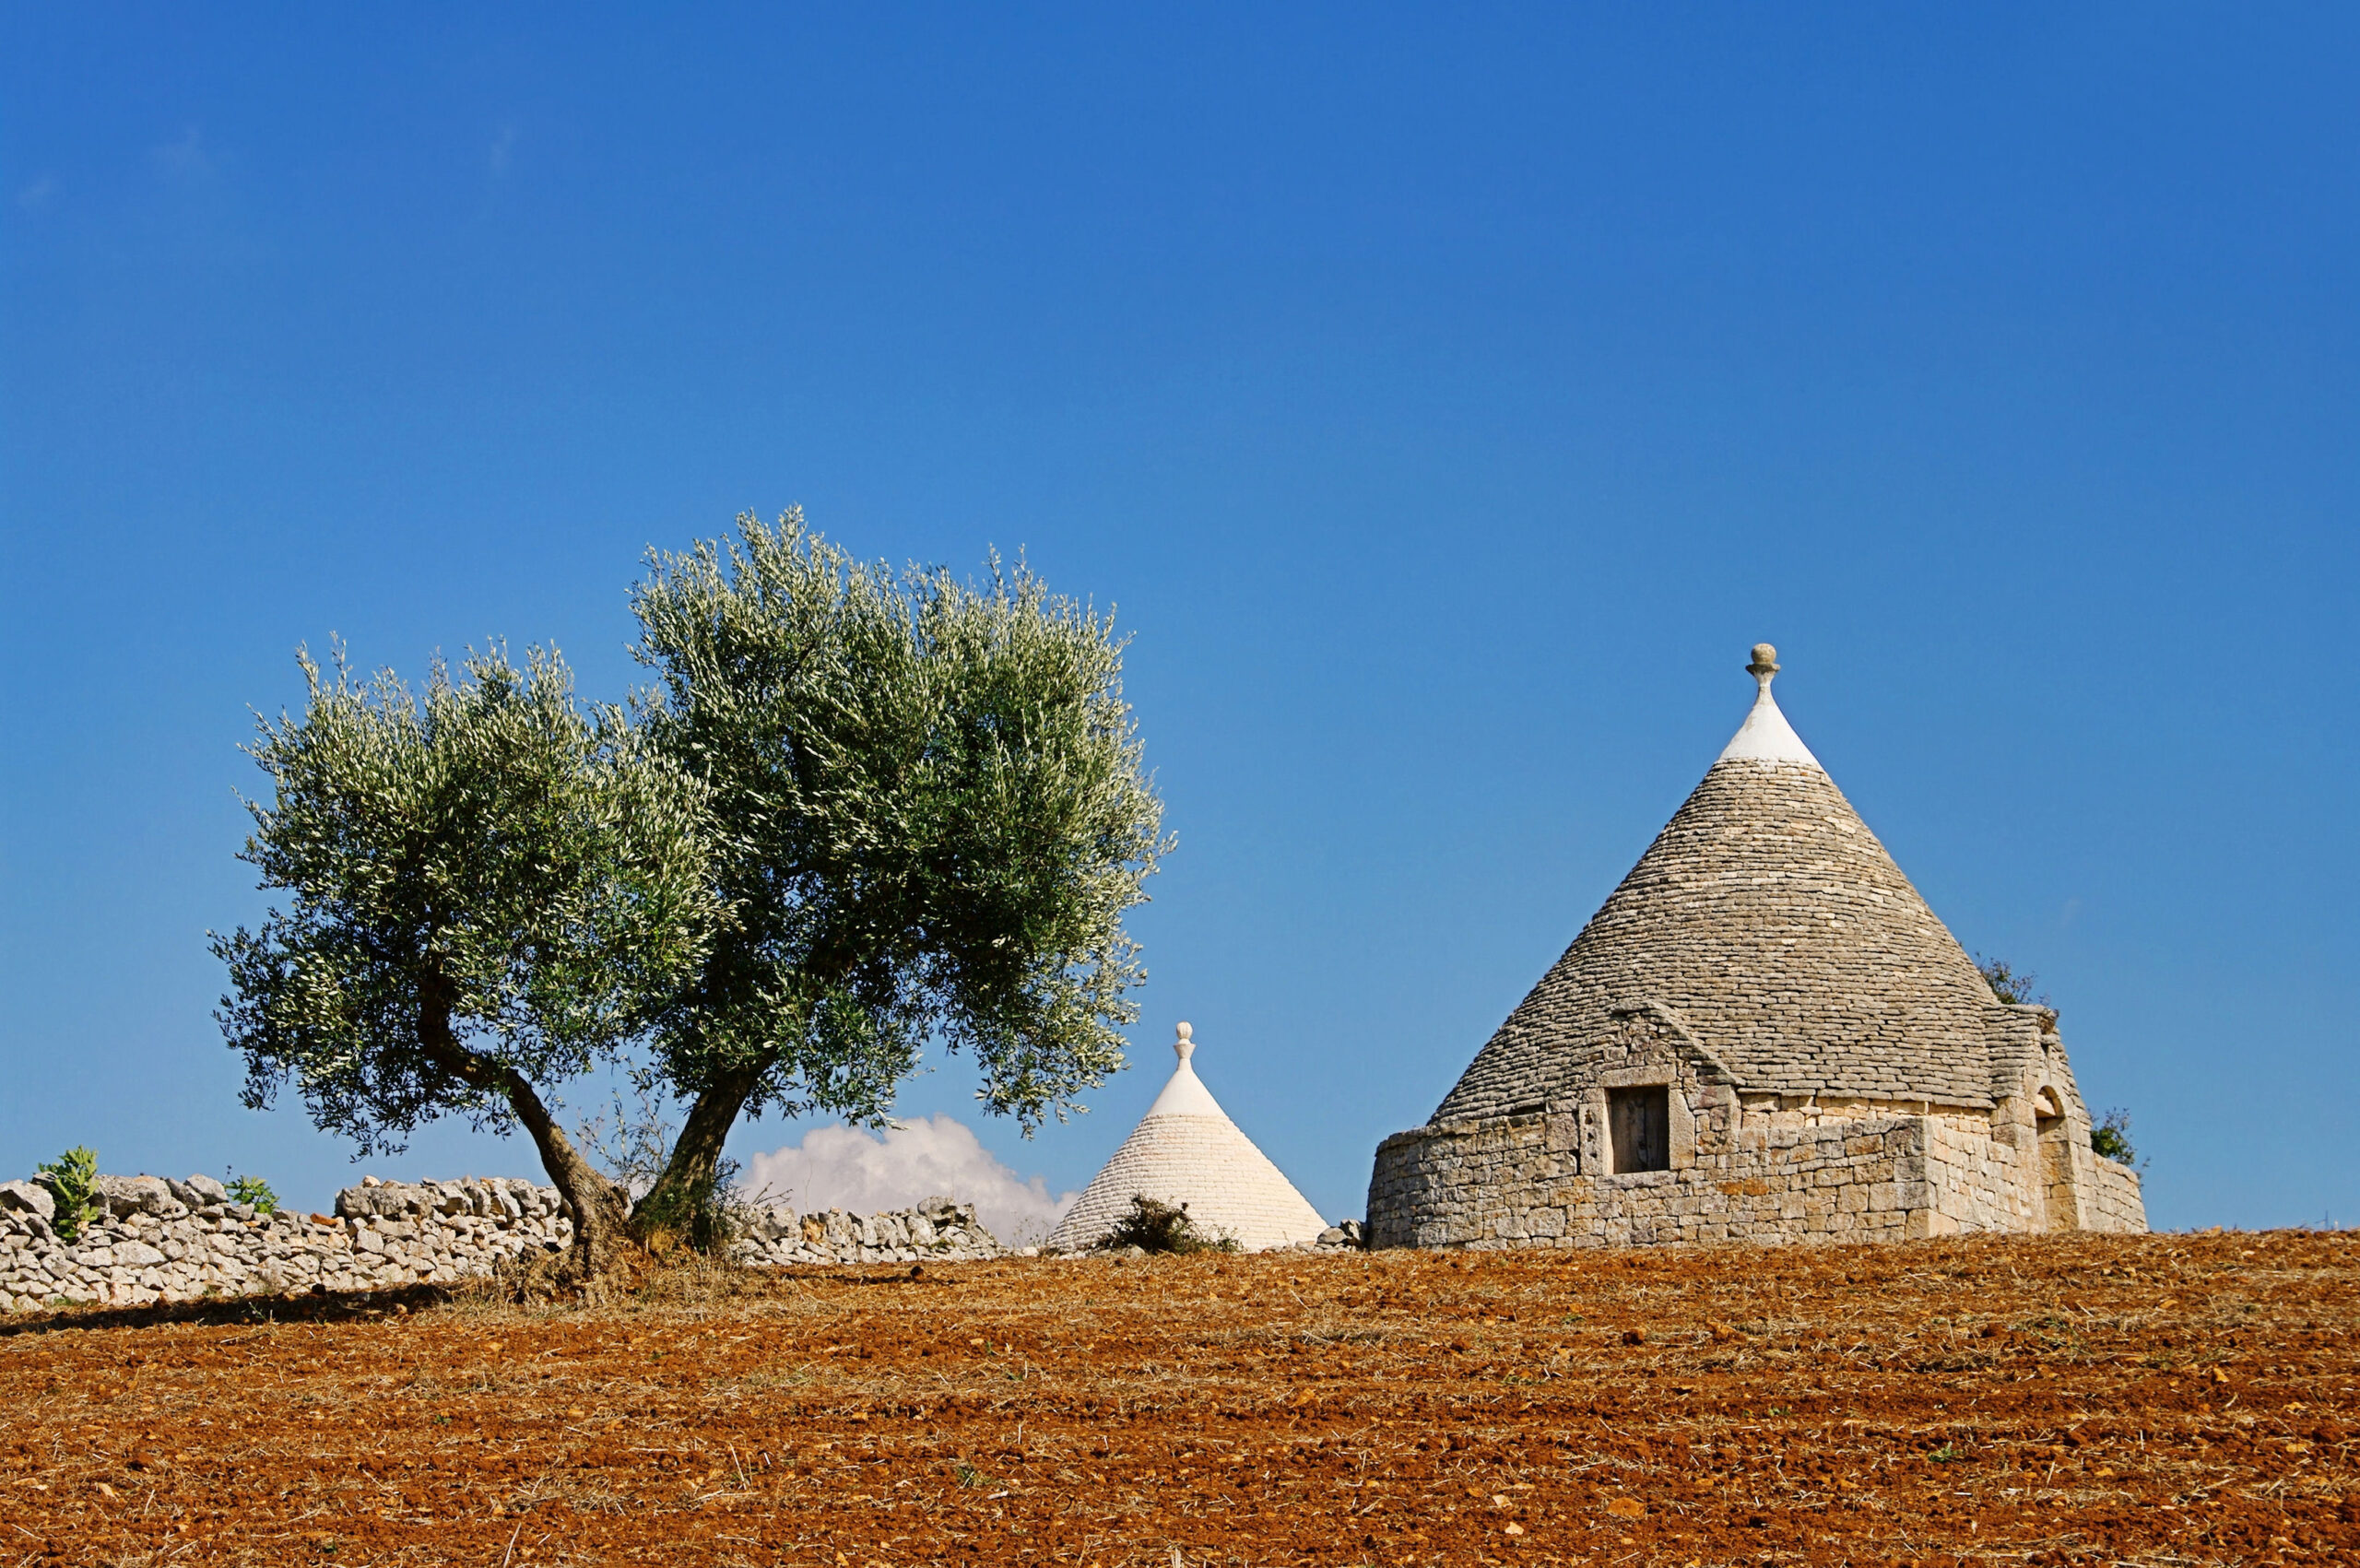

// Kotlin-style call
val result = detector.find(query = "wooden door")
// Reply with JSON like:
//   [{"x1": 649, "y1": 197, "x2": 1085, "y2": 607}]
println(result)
[{"x1": 1609, "y1": 1086, "x2": 1670, "y2": 1173}]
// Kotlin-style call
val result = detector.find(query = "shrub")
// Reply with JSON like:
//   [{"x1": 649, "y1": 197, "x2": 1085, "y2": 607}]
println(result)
[
  {"x1": 576, "y1": 1083, "x2": 771, "y2": 1254},
  {"x1": 225, "y1": 1173, "x2": 279, "y2": 1214},
  {"x1": 35, "y1": 1146, "x2": 100, "y2": 1241},
  {"x1": 632, "y1": 1154, "x2": 760, "y2": 1255},
  {"x1": 1975, "y1": 954, "x2": 2051, "y2": 1008},
  {"x1": 2090, "y1": 1108, "x2": 2140, "y2": 1168},
  {"x1": 1099, "y1": 1196, "x2": 1239, "y2": 1256}
]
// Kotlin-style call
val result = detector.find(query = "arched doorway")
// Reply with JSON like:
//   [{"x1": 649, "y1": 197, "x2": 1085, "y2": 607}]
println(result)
[{"x1": 2036, "y1": 1088, "x2": 2079, "y2": 1232}]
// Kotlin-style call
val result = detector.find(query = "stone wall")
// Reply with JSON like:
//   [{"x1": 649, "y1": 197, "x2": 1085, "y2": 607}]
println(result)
[
  {"x1": 1368, "y1": 994, "x2": 2145, "y2": 1251},
  {"x1": 1369, "y1": 1113, "x2": 1914, "y2": 1249},
  {"x1": 0, "y1": 1173, "x2": 572, "y2": 1313},
  {"x1": 1918, "y1": 1111, "x2": 2043, "y2": 1235},
  {"x1": 728, "y1": 1197, "x2": 1007, "y2": 1267},
  {"x1": 0, "y1": 1173, "x2": 1008, "y2": 1314},
  {"x1": 2088, "y1": 1158, "x2": 2147, "y2": 1233},
  {"x1": 1367, "y1": 1099, "x2": 2147, "y2": 1251}
]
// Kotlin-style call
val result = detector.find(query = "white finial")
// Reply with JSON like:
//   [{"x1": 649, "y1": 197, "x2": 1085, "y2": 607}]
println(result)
[
  {"x1": 1142, "y1": 1020, "x2": 1219, "y2": 1116},
  {"x1": 1717, "y1": 641, "x2": 1823, "y2": 769}
]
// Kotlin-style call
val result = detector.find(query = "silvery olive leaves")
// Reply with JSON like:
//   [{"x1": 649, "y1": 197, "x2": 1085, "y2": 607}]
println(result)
[
  {"x1": 215, "y1": 512, "x2": 1168, "y2": 1260},
  {"x1": 627, "y1": 511, "x2": 1170, "y2": 1138},
  {"x1": 213, "y1": 642, "x2": 719, "y2": 1154}
]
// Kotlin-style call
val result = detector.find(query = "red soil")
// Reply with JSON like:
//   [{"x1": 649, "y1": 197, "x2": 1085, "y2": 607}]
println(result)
[{"x1": 3, "y1": 1231, "x2": 2354, "y2": 1565}]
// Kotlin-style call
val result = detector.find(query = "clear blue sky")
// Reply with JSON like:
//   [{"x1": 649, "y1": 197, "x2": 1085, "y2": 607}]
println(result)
[{"x1": 4, "y1": 6, "x2": 2354, "y2": 1232}]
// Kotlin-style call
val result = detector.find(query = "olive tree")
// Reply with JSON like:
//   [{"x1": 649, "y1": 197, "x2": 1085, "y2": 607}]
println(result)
[
  {"x1": 212, "y1": 643, "x2": 716, "y2": 1285},
  {"x1": 628, "y1": 511, "x2": 1168, "y2": 1236}
]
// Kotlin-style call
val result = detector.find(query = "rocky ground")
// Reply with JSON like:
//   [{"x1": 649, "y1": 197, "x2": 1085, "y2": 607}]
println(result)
[{"x1": 0, "y1": 1230, "x2": 2353, "y2": 1566}]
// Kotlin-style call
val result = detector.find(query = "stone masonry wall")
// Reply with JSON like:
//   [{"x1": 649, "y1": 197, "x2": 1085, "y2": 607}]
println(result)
[
  {"x1": 1368, "y1": 1096, "x2": 2145, "y2": 1251},
  {"x1": 2088, "y1": 1159, "x2": 2147, "y2": 1233},
  {"x1": 1369, "y1": 994, "x2": 2146, "y2": 1250},
  {"x1": 0, "y1": 1173, "x2": 1006, "y2": 1314},
  {"x1": 1369, "y1": 1113, "x2": 1925, "y2": 1249},
  {"x1": 1919, "y1": 1112, "x2": 2043, "y2": 1236}
]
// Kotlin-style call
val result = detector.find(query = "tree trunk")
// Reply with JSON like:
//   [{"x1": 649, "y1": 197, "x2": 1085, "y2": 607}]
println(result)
[
  {"x1": 633, "y1": 1059, "x2": 768, "y2": 1243},
  {"x1": 502, "y1": 1069, "x2": 635, "y2": 1291},
  {"x1": 416, "y1": 992, "x2": 634, "y2": 1291}
]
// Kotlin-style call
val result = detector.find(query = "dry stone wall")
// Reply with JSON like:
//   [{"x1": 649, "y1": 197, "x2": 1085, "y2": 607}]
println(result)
[
  {"x1": 0, "y1": 1173, "x2": 1008, "y2": 1313},
  {"x1": 728, "y1": 1197, "x2": 1007, "y2": 1267},
  {"x1": 0, "y1": 1173, "x2": 571, "y2": 1312}
]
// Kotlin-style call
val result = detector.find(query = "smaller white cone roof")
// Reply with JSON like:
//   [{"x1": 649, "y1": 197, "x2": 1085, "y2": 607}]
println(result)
[{"x1": 1045, "y1": 1024, "x2": 1328, "y2": 1254}]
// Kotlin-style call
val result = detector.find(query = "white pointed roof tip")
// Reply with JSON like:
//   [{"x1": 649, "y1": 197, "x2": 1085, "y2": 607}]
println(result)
[
  {"x1": 1716, "y1": 642, "x2": 1823, "y2": 769},
  {"x1": 1044, "y1": 1021, "x2": 1329, "y2": 1254},
  {"x1": 1143, "y1": 1020, "x2": 1222, "y2": 1118}
]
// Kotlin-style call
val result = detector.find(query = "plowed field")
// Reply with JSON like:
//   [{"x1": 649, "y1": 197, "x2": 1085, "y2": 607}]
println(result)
[{"x1": 3, "y1": 1231, "x2": 2354, "y2": 1565}]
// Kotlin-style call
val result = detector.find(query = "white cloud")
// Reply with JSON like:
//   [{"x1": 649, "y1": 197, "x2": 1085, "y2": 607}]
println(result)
[{"x1": 740, "y1": 1115, "x2": 1078, "y2": 1248}]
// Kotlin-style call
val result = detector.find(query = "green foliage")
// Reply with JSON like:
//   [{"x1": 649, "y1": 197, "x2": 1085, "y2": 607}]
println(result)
[
  {"x1": 1975, "y1": 954, "x2": 2051, "y2": 1008},
  {"x1": 2091, "y1": 1107, "x2": 2141, "y2": 1167},
  {"x1": 629, "y1": 509, "x2": 1168, "y2": 1146},
  {"x1": 214, "y1": 511, "x2": 1166, "y2": 1272},
  {"x1": 212, "y1": 641, "x2": 718, "y2": 1156},
  {"x1": 224, "y1": 1173, "x2": 279, "y2": 1214},
  {"x1": 1099, "y1": 1195, "x2": 1238, "y2": 1256},
  {"x1": 35, "y1": 1146, "x2": 100, "y2": 1241}
]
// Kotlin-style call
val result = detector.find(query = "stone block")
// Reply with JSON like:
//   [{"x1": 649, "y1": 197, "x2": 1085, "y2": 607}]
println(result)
[
  {"x1": 97, "y1": 1175, "x2": 172, "y2": 1218},
  {"x1": 0, "y1": 1181, "x2": 53, "y2": 1224}
]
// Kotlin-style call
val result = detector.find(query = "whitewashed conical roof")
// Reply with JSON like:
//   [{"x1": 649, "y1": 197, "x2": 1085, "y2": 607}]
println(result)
[{"x1": 1046, "y1": 1024, "x2": 1328, "y2": 1253}]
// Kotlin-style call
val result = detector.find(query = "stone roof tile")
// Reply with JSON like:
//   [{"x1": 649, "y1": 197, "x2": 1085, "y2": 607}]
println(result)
[{"x1": 1432, "y1": 646, "x2": 2000, "y2": 1121}]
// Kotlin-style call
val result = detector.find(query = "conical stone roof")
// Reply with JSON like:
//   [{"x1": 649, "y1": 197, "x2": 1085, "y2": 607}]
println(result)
[
  {"x1": 1432, "y1": 644, "x2": 2004, "y2": 1122},
  {"x1": 1046, "y1": 1025, "x2": 1328, "y2": 1254}
]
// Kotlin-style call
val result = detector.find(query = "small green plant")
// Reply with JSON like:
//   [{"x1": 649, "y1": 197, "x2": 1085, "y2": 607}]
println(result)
[
  {"x1": 225, "y1": 1172, "x2": 279, "y2": 1214},
  {"x1": 1099, "y1": 1195, "x2": 1240, "y2": 1256},
  {"x1": 1976, "y1": 954, "x2": 2051, "y2": 1008},
  {"x1": 35, "y1": 1146, "x2": 101, "y2": 1241},
  {"x1": 952, "y1": 1461, "x2": 994, "y2": 1489},
  {"x1": 2090, "y1": 1108, "x2": 2141, "y2": 1168},
  {"x1": 1929, "y1": 1442, "x2": 1968, "y2": 1464}
]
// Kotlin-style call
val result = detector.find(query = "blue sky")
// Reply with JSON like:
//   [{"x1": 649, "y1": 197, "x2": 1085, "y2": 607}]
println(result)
[{"x1": 4, "y1": 6, "x2": 2354, "y2": 1232}]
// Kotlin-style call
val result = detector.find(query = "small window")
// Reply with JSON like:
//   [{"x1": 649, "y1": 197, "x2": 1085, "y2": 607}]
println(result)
[{"x1": 1608, "y1": 1085, "x2": 1670, "y2": 1173}]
